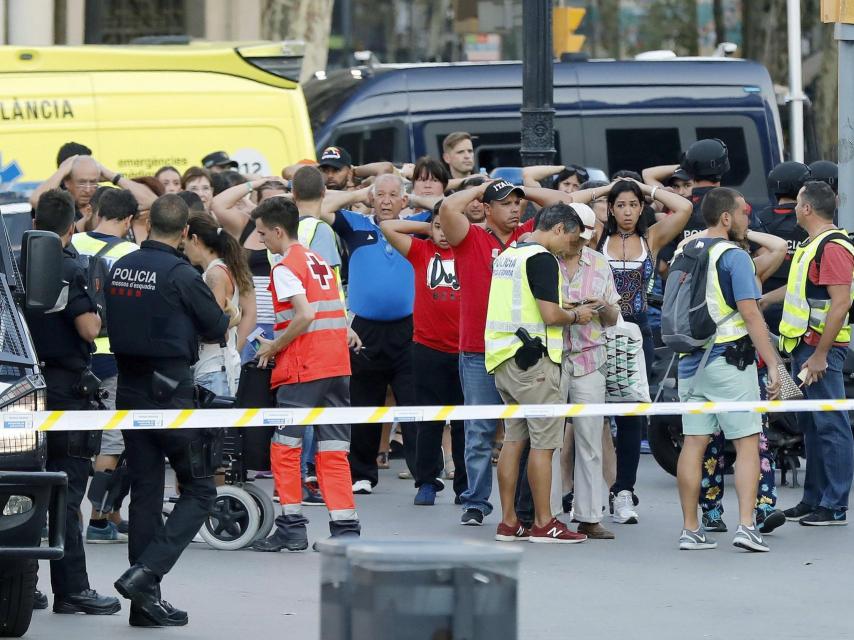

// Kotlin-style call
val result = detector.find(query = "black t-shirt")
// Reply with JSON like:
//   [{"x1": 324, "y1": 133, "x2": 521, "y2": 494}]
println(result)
[{"x1": 526, "y1": 252, "x2": 560, "y2": 304}]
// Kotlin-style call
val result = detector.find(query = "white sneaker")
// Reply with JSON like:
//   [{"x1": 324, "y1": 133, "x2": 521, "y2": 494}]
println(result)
[
  {"x1": 612, "y1": 490, "x2": 639, "y2": 524},
  {"x1": 352, "y1": 480, "x2": 373, "y2": 495}
]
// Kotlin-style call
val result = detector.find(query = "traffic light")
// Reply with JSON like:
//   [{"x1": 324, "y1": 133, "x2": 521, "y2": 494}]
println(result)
[{"x1": 553, "y1": 6, "x2": 586, "y2": 56}]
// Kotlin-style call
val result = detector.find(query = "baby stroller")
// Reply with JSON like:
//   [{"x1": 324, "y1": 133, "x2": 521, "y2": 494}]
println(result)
[{"x1": 195, "y1": 363, "x2": 277, "y2": 551}]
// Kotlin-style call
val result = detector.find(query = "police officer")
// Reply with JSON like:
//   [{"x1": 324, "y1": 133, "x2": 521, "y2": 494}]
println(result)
[
  {"x1": 755, "y1": 161, "x2": 812, "y2": 333},
  {"x1": 657, "y1": 139, "x2": 732, "y2": 270},
  {"x1": 809, "y1": 160, "x2": 838, "y2": 194},
  {"x1": 680, "y1": 138, "x2": 731, "y2": 240},
  {"x1": 25, "y1": 190, "x2": 121, "y2": 615},
  {"x1": 109, "y1": 194, "x2": 228, "y2": 627}
]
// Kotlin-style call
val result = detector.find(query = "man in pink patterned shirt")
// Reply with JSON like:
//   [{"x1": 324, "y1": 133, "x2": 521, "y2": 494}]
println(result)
[{"x1": 558, "y1": 204, "x2": 622, "y2": 539}]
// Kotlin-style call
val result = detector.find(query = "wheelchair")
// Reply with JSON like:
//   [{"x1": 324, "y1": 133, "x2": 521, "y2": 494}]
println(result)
[{"x1": 194, "y1": 363, "x2": 277, "y2": 551}]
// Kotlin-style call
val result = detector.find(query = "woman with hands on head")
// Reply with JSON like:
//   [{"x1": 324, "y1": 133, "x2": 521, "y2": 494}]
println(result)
[{"x1": 574, "y1": 177, "x2": 692, "y2": 525}]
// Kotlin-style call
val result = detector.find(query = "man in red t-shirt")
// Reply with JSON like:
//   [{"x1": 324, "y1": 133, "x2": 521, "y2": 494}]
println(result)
[
  {"x1": 380, "y1": 212, "x2": 467, "y2": 506},
  {"x1": 439, "y1": 181, "x2": 582, "y2": 525},
  {"x1": 764, "y1": 181, "x2": 854, "y2": 525}
]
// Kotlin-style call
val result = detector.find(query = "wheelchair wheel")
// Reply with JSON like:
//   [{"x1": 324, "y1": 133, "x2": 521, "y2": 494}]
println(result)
[
  {"x1": 242, "y1": 482, "x2": 276, "y2": 542},
  {"x1": 199, "y1": 486, "x2": 261, "y2": 551}
]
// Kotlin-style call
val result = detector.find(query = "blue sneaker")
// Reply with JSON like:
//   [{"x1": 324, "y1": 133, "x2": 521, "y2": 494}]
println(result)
[
  {"x1": 86, "y1": 521, "x2": 127, "y2": 544},
  {"x1": 414, "y1": 484, "x2": 437, "y2": 506}
]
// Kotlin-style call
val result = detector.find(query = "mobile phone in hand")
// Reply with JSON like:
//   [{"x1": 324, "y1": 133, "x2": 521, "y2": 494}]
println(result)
[{"x1": 247, "y1": 327, "x2": 265, "y2": 352}]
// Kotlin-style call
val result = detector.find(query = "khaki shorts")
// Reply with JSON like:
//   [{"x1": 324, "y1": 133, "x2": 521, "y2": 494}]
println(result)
[
  {"x1": 679, "y1": 358, "x2": 762, "y2": 440},
  {"x1": 494, "y1": 356, "x2": 564, "y2": 450}
]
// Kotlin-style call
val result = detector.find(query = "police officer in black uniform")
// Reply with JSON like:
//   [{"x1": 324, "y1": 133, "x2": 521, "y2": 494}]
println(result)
[
  {"x1": 656, "y1": 139, "x2": 732, "y2": 271},
  {"x1": 809, "y1": 160, "x2": 838, "y2": 194},
  {"x1": 25, "y1": 190, "x2": 121, "y2": 615},
  {"x1": 755, "y1": 161, "x2": 812, "y2": 333},
  {"x1": 109, "y1": 194, "x2": 228, "y2": 628}
]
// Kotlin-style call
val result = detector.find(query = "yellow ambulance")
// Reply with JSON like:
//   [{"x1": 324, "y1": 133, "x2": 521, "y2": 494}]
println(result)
[{"x1": 0, "y1": 41, "x2": 315, "y2": 193}]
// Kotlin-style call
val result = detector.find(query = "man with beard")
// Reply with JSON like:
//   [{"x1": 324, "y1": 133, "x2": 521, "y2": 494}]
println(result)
[{"x1": 674, "y1": 187, "x2": 780, "y2": 553}]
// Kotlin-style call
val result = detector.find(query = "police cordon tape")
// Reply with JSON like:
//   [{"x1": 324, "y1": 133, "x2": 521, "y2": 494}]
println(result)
[{"x1": 2, "y1": 399, "x2": 853, "y2": 432}]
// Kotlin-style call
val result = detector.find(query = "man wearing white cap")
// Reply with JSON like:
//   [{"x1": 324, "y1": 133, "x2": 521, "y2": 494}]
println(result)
[{"x1": 557, "y1": 203, "x2": 623, "y2": 539}]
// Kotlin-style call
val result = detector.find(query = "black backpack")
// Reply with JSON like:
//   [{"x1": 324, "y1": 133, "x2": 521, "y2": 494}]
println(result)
[
  {"x1": 661, "y1": 236, "x2": 737, "y2": 354},
  {"x1": 79, "y1": 238, "x2": 124, "y2": 339}
]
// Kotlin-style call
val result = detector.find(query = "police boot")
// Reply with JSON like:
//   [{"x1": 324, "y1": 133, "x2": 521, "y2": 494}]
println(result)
[{"x1": 115, "y1": 564, "x2": 188, "y2": 627}]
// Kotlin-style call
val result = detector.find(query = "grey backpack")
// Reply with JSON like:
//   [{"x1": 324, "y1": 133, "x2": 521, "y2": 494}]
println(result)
[{"x1": 661, "y1": 237, "x2": 735, "y2": 354}]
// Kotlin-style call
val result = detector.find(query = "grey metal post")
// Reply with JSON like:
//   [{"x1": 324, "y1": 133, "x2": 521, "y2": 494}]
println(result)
[
  {"x1": 520, "y1": 0, "x2": 556, "y2": 167},
  {"x1": 836, "y1": 23, "x2": 854, "y2": 231}
]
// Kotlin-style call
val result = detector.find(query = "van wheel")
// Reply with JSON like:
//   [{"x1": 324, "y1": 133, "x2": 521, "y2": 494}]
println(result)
[
  {"x1": 199, "y1": 486, "x2": 260, "y2": 551},
  {"x1": 648, "y1": 417, "x2": 683, "y2": 477},
  {"x1": 242, "y1": 483, "x2": 275, "y2": 542},
  {"x1": 0, "y1": 559, "x2": 37, "y2": 637}
]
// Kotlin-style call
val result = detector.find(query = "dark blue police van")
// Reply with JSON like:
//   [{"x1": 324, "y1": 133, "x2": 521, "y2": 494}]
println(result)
[{"x1": 304, "y1": 58, "x2": 783, "y2": 208}]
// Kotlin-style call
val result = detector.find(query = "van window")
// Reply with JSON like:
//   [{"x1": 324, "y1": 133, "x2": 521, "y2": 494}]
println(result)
[
  {"x1": 605, "y1": 128, "x2": 682, "y2": 177},
  {"x1": 695, "y1": 126, "x2": 749, "y2": 186},
  {"x1": 332, "y1": 124, "x2": 402, "y2": 165}
]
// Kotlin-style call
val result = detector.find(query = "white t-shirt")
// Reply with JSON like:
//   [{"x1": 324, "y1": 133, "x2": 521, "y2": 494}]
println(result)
[{"x1": 273, "y1": 265, "x2": 305, "y2": 301}]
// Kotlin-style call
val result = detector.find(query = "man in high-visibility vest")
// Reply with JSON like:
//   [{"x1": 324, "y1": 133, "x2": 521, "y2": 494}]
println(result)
[
  {"x1": 484, "y1": 202, "x2": 589, "y2": 544},
  {"x1": 764, "y1": 181, "x2": 854, "y2": 526},
  {"x1": 675, "y1": 187, "x2": 781, "y2": 553},
  {"x1": 71, "y1": 187, "x2": 139, "y2": 543},
  {"x1": 249, "y1": 197, "x2": 360, "y2": 552}
]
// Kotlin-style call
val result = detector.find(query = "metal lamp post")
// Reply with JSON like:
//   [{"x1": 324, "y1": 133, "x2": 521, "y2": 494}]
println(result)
[{"x1": 520, "y1": 0, "x2": 556, "y2": 167}]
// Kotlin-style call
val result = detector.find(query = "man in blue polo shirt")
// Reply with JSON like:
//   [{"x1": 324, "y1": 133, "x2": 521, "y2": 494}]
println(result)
[{"x1": 320, "y1": 173, "x2": 416, "y2": 494}]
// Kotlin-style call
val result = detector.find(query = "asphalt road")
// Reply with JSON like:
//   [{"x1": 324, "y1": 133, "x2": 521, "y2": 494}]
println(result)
[{"x1": 29, "y1": 455, "x2": 853, "y2": 640}]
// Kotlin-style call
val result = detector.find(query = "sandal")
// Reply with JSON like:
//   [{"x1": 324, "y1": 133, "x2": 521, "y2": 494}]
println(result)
[
  {"x1": 491, "y1": 443, "x2": 502, "y2": 465},
  {"x1": 377, "y1": 452, "x2": 390, "y2": 469}
]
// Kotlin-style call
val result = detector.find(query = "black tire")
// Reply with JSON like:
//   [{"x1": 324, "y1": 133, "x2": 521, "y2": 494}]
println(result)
[
  {"x1": 0, "y1": 559, "x2": 37, "y2": 638},
  {"x1": 243, "y1": 483, "x2": 275, "y2": 542},
  {"x1": 648, "y1": 417, "x2": 682, "y2": 477}
]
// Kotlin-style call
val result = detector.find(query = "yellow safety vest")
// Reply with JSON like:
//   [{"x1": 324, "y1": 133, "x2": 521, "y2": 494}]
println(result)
[
  {"x1": 70, "y1": 232, "x2": 139, "y2": 356},
  {"x1": 484, "y1": 243, "x2": 563, "y2": 373},
  {"x1": 706, "y1": 241, "x2": 751, "y2": 345},
  {"x1": 779, "y1": 228, "x2": 854, "y2": 354}
]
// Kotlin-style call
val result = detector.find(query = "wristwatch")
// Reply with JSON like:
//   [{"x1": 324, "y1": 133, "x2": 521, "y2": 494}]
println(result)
[{"x1": 111, "y1": 173, "x2": 123, "y2": 185}]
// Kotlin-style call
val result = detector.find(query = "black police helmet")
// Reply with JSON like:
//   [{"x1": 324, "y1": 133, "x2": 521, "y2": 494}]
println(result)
[
  {"x1": 808, "y1": 160, "x2": 838, "y2": 194},
  {"x1": 681, "y1": 138, "x2": 730, "y2": 181},
  {"x1": 767, "y1": 161, "x2": 811, "y2": 199}
]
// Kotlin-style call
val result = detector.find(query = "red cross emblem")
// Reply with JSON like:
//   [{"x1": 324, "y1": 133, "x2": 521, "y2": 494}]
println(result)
[{"x1": 307, "y1": 254, "x2": 333, "y2": 290}]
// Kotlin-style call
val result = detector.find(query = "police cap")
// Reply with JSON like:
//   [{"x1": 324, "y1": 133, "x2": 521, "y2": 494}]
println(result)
[
  {"x1": 767, "y1": 161, "x2": 811, "y2": 199},
  {"x1": 682, "y1": 139, "x2": 730, "y2": 180},
  {"x1": 808, "y1": 160, "x2": 838, "y2": 194}
]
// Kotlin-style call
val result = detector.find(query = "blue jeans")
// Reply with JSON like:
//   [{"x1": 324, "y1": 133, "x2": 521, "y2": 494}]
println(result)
[
  {"x1": 459, "y1": 352, "x2": 502, "y2": 516},
  {"x1": 301, "y1": 426, "x2": 316, "y2": 479},
  {"x1": 195, "y1": 370, "x2": 230, "y2": 396},
  {"x1": 792, "y1": 343, "x2": 853, "y2": 510}
]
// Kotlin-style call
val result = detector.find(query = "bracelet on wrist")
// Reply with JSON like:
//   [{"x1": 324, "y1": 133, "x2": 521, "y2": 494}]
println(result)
[
  {"x1": 246, "y1": 182, "x2": 254, "y2": 194},
  {"x1": 650, "y1": 186, "x2": 658, "y2": 201}
]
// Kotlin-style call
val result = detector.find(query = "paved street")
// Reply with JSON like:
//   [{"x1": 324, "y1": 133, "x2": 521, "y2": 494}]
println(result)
[{"x1": 30, "y1": 455, "x2": 853, "y2": 640}]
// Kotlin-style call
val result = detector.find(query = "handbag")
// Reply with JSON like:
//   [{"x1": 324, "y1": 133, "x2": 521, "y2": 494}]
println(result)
[
  {"x1": 604, "y1": 318, "x2": 651, "y2": 403},
  {"x1": 775, "y1": 362, "x2": 804, "y2": 401}
]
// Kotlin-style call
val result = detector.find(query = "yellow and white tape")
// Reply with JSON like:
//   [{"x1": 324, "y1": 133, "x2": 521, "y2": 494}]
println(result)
[{"x1": 1, "y1": 399, "x2": 852, "y2": 433}]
